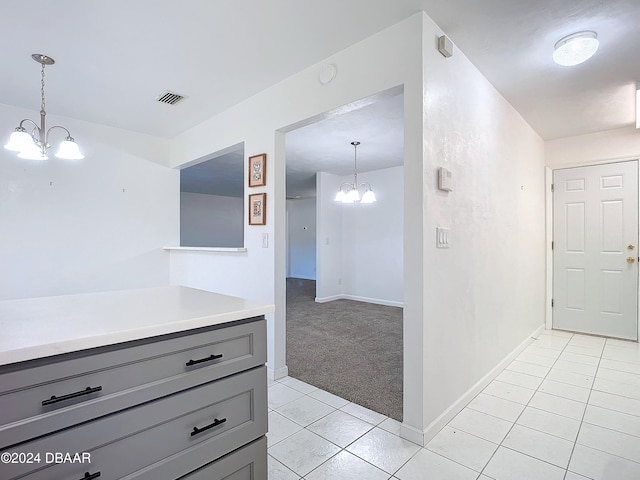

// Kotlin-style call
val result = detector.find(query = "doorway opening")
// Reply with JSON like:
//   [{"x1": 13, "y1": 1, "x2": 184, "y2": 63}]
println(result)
[{"x1": 284, "y1": 91, "x2": 404, "y2": 420}]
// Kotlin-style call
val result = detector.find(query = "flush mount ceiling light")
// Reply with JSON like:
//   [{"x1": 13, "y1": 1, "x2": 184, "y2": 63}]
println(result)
[
  {"x1": 334, "y1": 141, "x2": 376, "y2": 204},
  {"x1": 4, "y1": 54, "x2": 84, "y2": 160},
  {"x1": 553, "y1": 31, "x2": 599, "y2": 66}
]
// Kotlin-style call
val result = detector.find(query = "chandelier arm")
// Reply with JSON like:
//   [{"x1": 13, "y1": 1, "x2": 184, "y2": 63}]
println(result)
[
  {"x1": 45, "y1": 125, "x2": 72, "y2": 145},
  {"x1": 338, "y1": 181, "x2": 356, "y2": 191},
  {"x1": 18, "y1": 118, "x2": 41, "y2": 133}
]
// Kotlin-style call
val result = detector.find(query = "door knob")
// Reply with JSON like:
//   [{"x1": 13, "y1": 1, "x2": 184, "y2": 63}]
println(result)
[
  {"x1": 627, "y1": 257, "x2": 636, "y2": 264},
  {"x1": 628, "y1": 245, "x2": 635, "y2": 250}
]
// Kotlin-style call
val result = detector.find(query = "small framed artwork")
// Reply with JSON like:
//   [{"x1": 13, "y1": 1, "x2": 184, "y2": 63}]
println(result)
[
  {"x1": 248, "y1": 153, "x2": 267, "y2": 187},
  {"x1": 248, "y1": 192, "x2": 266, "y2": 225}
]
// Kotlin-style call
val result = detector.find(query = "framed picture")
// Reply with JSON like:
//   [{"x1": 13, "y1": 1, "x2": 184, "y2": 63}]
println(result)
[
  {"x1": 248, "y1": 153, "x2": 267, "y2": 187},
  {"x1": 248, "y1": 192, "x2": 266, "y2": 225}
]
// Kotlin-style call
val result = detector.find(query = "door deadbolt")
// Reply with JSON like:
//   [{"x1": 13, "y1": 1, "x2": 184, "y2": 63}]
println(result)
[
  {"x1": 628, "y1": 245, "x2": 636, "y2": 250},
  {"x1": 627, "y1": 257, "x2": 636, "y2": 264}
]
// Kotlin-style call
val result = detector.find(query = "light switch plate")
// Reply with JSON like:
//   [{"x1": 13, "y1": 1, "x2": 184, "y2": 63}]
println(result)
[
  {"x1": 438, "y1": 167, "x2": 453, "y2": 191},
  {"x1": 436, "y1": 227, "x2": 450, "y2": 248}
]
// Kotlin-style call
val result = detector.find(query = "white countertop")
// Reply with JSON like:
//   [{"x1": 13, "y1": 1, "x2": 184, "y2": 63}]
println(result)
[{"x1": 0, "y1": 286, "x2": 274, "y2": 367}]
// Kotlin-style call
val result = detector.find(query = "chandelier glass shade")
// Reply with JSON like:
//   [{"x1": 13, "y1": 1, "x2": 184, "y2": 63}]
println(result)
[
  {"x1": 334, "y1": 141, "x2": 376, "y2": 204},
  {"x1": 4, "y1": 54, "x2": 84, "y2": 160}
]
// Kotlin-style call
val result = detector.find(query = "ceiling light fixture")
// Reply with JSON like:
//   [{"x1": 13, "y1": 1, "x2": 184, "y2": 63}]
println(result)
[
  {"x1": 553, "y1": 31, "x2": 599, "y2": 66},
  {"x1": 4, "y1": 54, "x2": 84, "y2": 160},
  {"x1": 334, "y1": 141, "x2": 376, "y2": 204}
]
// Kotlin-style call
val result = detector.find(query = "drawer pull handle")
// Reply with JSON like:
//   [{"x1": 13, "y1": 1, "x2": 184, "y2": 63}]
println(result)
[
  {"x1": 191, "y1": 417, "x2": 227, "y2": 437},
  {"x1": 42, "y1": 386, "x2": 103, "y2": 406},
  {"x1": 79, "y1": 472, "x2": 101, "y2": 480},
  {"x1": 185, "y1": 353, "x2": 223, "y2": 367}
]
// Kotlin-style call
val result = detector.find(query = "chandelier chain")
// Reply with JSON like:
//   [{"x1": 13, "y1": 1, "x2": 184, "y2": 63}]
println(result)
[
  {"x1": 353, "y1": 142, "x2": 357, "y2": 173},
  {"x1": 40, "y1": 62, "x2": 46, "y2": 115}
]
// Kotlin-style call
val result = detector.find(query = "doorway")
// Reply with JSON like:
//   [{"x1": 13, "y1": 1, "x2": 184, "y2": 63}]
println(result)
[
  {"x1": 552, "y1": 160, "x2": 639, "y2": 340},
  {"x1": 283, "y1": 91, "x2": 404, "y2": 420}
]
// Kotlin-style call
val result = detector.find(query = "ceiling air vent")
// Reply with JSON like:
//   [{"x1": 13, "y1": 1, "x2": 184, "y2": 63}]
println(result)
[{"x1": 156, "y1": 90, "x2": 186, "y2": 105}]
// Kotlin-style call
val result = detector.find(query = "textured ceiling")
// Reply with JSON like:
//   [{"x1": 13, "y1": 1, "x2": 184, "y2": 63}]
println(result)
[
  {"x1": 1, "y1": 1, "x2": 638, "y2": 141},
  {"x1": 3, "y1": 1, "x2": 639, "y2": 197}
]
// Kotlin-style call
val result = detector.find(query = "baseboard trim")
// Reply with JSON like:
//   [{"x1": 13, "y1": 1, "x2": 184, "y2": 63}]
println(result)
[
  {"x1": 268, "y1": 365, "x2": 289, "y2": 381},
  {"x1": 315, "y1": 295, "x2": 342, "y2": 303},
  {"x1": 400, "y1": 423, "x2": 427, "y2": 446},
  {"x1": 315, "y1": 294, "x2": 403, "y2": 308},
  {"x1": 400, "y1": 323, "x2": 545, "y2": 446}
]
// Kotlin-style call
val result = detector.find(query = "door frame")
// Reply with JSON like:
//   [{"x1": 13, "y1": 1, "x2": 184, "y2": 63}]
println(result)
[{"x1": 546, "y1": 157, "x2": 640, "y2": 340}]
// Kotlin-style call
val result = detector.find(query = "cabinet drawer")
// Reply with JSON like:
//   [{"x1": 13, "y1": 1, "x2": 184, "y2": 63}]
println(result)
[
  {"x1": 1, "y1": 366, "x2": 267, "y2": 480},
  {"x1": 121, "y1": 436, "x2": 267, "y2": 480},
  {"x1": 0, "y1": 318, "x2": 265, "y2": 448},
  {"x1": 181, "y1": 437, "x2": 267, "y2": 480}
]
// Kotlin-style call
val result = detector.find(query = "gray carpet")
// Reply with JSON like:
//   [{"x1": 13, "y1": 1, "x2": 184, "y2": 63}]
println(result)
[{"x1": 286, "y1": 278, "x2": 403, "y2": 421}]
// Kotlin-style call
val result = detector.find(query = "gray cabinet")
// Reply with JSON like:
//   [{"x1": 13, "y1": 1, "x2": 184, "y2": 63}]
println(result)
[{"x1": 0, "y1": 317, "x2": 267, "y2": 480}]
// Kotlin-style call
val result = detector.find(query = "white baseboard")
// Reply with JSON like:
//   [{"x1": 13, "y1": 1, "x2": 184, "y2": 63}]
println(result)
[
  {"x1": 268, "y1": 365, "x2": 289, "y2": 381},
  {"x1": 400, "y1": 423, "x2": 427, "y2": 446},
  {"x1": 400, "y1": 323, "x2": 545, "y2": 446},
  {"x1": 315, "y1": 295, "x2": 343, "y2": 303},
  {"x1": 315, "y1": 294, "x2": 403, "y2": 308}
]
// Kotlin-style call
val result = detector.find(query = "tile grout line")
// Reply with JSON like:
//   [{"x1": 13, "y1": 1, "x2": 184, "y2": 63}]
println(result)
[
  {"x1": 416, "y1": 334, "x2": 635, "y2": 477},
  {"x1": 414, "y1": 333, "x2": 574, "y2": 477},
  {"x1": 477, "y1": 331, "x2": 574, "y2": 479},
  {"x1": 271, "y1": 376, "x2": 407, "y2": 479},
  {"x1": 561, "y1": 335, "x2": 607, "y2": 480},
  {"x1": 274, "y1": 376, "x2": 469, "y2": 479},
  {"x1": 270, "y1": 340, "x2": 639, "y2": 479}
]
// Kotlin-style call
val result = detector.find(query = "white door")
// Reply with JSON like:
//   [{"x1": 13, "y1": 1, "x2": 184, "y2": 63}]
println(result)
[{"x1": 553, "y1": 160, "x2": 639, "y2": 340}]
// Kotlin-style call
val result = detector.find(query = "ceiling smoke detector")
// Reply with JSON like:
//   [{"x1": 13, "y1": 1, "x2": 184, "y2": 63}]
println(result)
[{"x1": 156, "y1": 90, "x2": 186, "y2": 105}]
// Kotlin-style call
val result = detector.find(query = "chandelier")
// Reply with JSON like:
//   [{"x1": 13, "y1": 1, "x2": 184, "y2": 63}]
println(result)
[
  {"x1": 334, "y1": 141, "x2": 376, "y2": 204},
  {"x1": 4, "y1": 54, "x2": 84, "y2": 160}
]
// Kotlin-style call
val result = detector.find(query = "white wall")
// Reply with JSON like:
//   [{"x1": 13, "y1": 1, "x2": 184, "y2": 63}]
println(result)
[
  {"x1": 419, "y1": 14, "x2": 545, "y2": 437},
  {"x1": 286, "y1": 197, "x2": 316, "y2": 280},
  {"x1": 342, "y1": 166, "x2": 403, "y2": 306},
  {"x1": 316, "y1": 166, "x2": 404, "y2": 306},
  {"x1": 169, "y1": 14, "x2": 424, "y2": 387},
  {"x1": 180, "y1": 192, "x2": 243, "y2": 247},
  {"x1": 545, "y1": 126, "x2": 640, "y2": 167},
  {"x1": 0, "y1": 103, "x2": 177, "y2": 301},
  {"x1": 316, "y1": 172, "x2": 344, "y2": 300}
]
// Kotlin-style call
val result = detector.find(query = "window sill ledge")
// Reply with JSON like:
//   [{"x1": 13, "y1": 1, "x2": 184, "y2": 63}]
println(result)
[{"x1": 163, "y1": 246, "x2": 247, "y2": 253}]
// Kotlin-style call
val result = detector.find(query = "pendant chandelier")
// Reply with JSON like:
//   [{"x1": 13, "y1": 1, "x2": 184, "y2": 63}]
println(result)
[
  {"x1": 334, "y1": 141, "x2": 376, "y2": 204},
  {"x1": 4, "y1": 54, "x2": 84, "y2": 160}
]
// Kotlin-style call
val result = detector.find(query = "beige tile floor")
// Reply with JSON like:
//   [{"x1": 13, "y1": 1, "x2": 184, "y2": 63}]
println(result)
[{"x1": 267, "y1": 330, "x2": 640, "y2": 479}]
